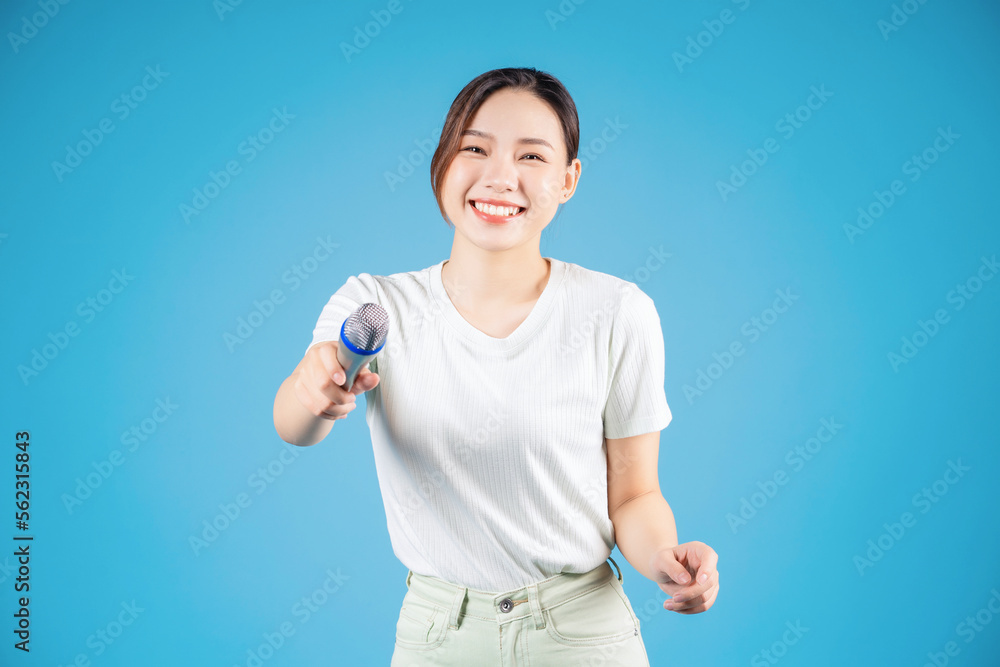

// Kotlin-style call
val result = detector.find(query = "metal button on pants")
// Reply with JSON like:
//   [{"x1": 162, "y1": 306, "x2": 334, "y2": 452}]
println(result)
[{"x1": 390, "y1": 557, "x2": 650, "y2": 666}]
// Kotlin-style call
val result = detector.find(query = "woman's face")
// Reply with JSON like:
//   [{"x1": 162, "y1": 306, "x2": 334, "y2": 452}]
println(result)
[{"x1": 440, "y1": 88, "x2": 580, "y2": 252}]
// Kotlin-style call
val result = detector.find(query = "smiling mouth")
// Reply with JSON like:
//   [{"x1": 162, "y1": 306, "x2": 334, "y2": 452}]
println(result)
[{"x1": 469, "y1": 199, "x2": 527, "y2": 222}]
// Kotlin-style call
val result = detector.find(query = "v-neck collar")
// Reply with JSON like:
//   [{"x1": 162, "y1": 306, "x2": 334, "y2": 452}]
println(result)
[{"x1": 429, "y1": 257, "x2": 565, "y2": 351}]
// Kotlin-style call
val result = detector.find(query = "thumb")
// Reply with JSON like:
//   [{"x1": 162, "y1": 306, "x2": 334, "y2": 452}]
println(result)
[
  {"x1": 650, "y1": 548, "x2": 691, "y2": 585},
  {"x1": 357, "y1": 370, "x2": 380, "y2": 391}
]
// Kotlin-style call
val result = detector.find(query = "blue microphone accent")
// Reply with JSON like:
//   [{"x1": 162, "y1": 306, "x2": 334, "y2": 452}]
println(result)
[{"x1": 340, "y1": 319, "x2": 386, "y2": 356}]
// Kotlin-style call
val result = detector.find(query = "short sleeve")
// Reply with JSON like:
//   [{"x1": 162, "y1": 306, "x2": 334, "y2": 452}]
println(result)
[
  {"x1": 603, "y1": 285, "x2": 673, "y2": 439},
  {"x1": 305, "y1": 272, "x2": 383, "y2": 372}
]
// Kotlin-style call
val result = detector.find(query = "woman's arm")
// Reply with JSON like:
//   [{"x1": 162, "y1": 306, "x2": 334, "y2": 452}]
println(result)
[
  {"x1": 606, "y1": 431, "x2": 679, "y2": 582},
  {"x1": 610, "y1": 490, "x2": 679, "y2": 583},
  {"x1": 273, "y1": 357, "x2": 337, "y2": 447},
  {"x1": 273, "y1": 342, "x2": 378, "y2": 446},
  {"x1": 608, "y1": 431, "x2": 721, "y2": 614}
]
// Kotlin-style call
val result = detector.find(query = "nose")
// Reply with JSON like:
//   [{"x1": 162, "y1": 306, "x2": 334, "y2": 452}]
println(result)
[{"x1": 482, "y1": 153, "x2": 519, "y2": 193}]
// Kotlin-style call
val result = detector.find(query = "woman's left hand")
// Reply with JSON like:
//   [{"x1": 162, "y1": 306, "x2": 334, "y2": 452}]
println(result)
[{"x1": 649, "y1": 541, "x2": 720, "y2": 614}]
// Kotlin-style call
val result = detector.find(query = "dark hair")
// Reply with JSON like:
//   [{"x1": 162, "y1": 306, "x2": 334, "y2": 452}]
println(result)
[{"x1": 429, "y1": 67, "x2": 580, "y2": 228}]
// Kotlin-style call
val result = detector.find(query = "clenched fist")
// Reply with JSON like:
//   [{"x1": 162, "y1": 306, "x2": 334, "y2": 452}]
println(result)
[{"x1": 293, "y1": 341, "x2": 379, "y2": 421}]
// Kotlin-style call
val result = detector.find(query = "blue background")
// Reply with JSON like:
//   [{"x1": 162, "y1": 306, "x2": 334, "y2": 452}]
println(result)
[{"x1": 2, "y1": 0, "x2": 999, "y2": 665}]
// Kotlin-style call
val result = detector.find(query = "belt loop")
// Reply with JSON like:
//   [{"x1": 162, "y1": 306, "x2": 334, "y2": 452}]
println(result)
[
  {"x1": 406, "y1": 570, "x2": 413, "y2": 588},
  {"x1": 448, "y1": 585, "x2": 467, "y2": 630},
  {"x1": 527, "y1": 582, "x2": 546, "y2": 631},
  {"x1": 608, "y1": 556, "x2": 623, "y2": 584}
]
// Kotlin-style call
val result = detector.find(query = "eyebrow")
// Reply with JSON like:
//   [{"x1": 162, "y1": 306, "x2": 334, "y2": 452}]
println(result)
[{"x1": 461, "y1": 129, "x2": 554, "y2": 151}]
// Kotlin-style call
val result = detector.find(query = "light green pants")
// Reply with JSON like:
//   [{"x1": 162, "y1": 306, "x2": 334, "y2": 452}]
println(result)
[{"x1": 390, "y1": 557, "x2": 650, "y2": 666}]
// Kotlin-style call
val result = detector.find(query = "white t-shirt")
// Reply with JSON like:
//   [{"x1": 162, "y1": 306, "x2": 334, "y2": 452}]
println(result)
[{"x1": 306, "y1": 256, "x2": 672, "y2": 592}]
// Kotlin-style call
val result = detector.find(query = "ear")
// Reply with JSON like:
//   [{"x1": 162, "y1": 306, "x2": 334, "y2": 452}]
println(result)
[{"x1": 561, "y1": 158, "x2": 582, "y2": 202}]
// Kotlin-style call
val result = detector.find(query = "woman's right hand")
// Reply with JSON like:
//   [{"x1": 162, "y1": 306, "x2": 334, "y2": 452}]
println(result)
[{"x1": 292, "y1": 341, "x2": 380, "y2": 421}]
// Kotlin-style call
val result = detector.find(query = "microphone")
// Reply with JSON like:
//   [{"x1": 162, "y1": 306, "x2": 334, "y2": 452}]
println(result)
[{"x1": 336, "y1": 302, "x2": 389, "y2": 391}]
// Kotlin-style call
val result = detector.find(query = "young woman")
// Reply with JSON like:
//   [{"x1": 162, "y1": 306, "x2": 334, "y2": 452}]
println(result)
[{"x1": 273, "y1": 67, "x2": 720, "y2": 665}]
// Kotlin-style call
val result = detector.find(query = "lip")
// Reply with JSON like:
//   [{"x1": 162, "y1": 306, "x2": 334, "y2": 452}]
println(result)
[{"x1": 469, "y1": 198, "x2": 527, "y2": 224}]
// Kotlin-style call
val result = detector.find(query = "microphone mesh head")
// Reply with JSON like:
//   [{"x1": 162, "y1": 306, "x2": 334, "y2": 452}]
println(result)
[{"x1": 343, "y1": 302, "x2": 389, "y2": 351}]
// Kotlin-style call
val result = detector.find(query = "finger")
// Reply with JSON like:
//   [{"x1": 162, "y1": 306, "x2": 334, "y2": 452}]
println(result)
[
  {"x1": 668, "y1": 571, "x2": 719, "y2": 610},
  {"x1": 351, "y1": 373, "x2": 378, "y2": 394},
  {"x1": 306, "y1": 378, "x2": 356, "y2": 419},
  {"x1": 318, "y1": 344, "x2": 345, "y2": 386},
  {"x1": 689, "y1": 542, "x2": 719, "y2": 585},
  {"x1": 293, "y1": 377, "x2": 343, "y2": 420},
  {"x1": 666, "y1": 573, "x2": 720, "y2": 613},
  {"x1": 301, "y1": 364, "x2": 355, "y2": 414},
  {"x1": 655, "y1": 582, "x2": 686, "y2": 596},
  {"x1": 665, "y1": 593, "x2": 703, "y2": 612},
  {"x1": 674, "y1": 582, "x2": 719, "y2": 615},
  {"x1": 308, "y1": 358, "x2": 356, "y2": 405},
  {"x1": 670, "y1": 568, "x2": 719, "y2": 605},
  {"x1": 352, "y1": 369, "x2": 379, "y2": 393},
  {"x1": 650, "y1": 548, "x2": 692, "y2": 586}
]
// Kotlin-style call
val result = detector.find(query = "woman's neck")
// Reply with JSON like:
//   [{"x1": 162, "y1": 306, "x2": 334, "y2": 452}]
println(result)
[{"x1": 441, "y1": 252, "x2": 551, "y2": 310}]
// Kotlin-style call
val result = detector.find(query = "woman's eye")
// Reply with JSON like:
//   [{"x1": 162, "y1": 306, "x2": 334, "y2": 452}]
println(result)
[{"x1": 460, "y1": 146, "x2": 542, "y2": 161}]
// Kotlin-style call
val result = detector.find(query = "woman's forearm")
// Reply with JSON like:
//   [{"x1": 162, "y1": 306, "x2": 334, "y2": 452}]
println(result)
[
  {"x1": 610, "y1": 491, "x2": 679, "y2": 583},
  {"x1": 273, "y1": 372, "x2": 336, "y2": 446}
]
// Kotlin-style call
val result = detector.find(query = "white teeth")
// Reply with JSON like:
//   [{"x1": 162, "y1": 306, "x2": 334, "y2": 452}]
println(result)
[{"x1": 475, "y1": 201, "x2": 521, "y2": 217}]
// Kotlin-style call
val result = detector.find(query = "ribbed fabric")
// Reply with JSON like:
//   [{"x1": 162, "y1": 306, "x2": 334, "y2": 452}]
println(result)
[{"x1": 306, "y1": 256, "x2": 672, "y2": 592}]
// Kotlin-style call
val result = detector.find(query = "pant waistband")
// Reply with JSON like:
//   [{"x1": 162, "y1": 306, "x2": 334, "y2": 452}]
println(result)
[{"x1": 403, "y1": 557, "x2": 624, "y2": 632}]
